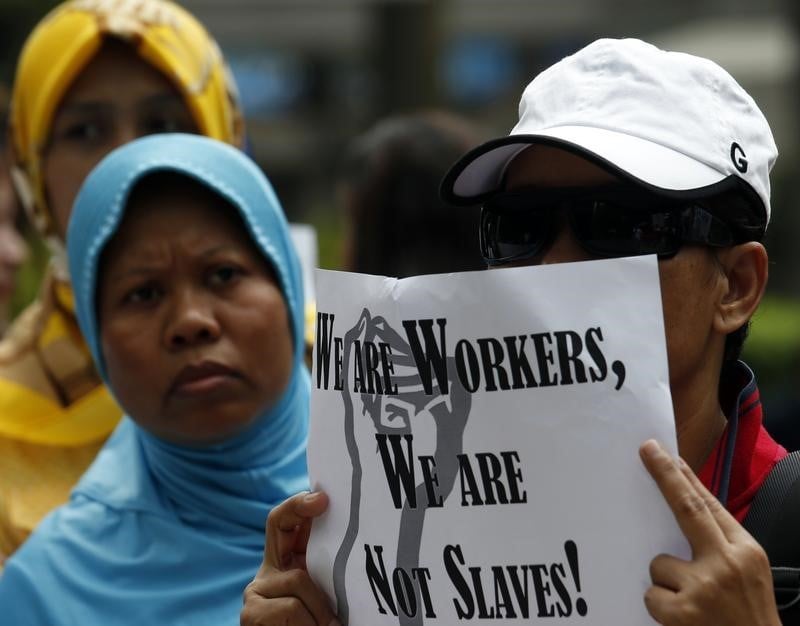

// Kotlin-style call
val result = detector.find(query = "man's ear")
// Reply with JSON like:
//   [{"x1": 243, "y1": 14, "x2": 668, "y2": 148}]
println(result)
[{"x1": 713, "y1": 242, "x2": 768, "y2": 334}]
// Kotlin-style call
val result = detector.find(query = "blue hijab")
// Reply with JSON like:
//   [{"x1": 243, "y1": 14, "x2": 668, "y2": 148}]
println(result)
[{"x1": 0, "y1": 134, "x2": 310, "y2": 625}]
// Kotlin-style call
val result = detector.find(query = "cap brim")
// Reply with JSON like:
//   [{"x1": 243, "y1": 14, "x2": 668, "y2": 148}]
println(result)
[{"x1": 441, "y1": 125, "x2": 728, "y2": 206}]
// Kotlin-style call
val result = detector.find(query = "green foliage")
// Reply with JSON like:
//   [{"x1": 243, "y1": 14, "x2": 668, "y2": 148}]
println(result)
[
  {"x1": 9, "y1": 227, "x2": 49, "y2": 318},
  {"x1": 744, "y1": 295, "x2": 800, "y2": 392},
  {"x1": 306, "y1": 201, "x2": 344, "y2": 270}
]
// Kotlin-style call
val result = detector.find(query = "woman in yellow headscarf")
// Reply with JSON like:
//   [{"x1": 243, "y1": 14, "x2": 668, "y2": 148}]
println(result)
[{"x1": 0, "y1": 0, "x2": 243, "y2": 562}]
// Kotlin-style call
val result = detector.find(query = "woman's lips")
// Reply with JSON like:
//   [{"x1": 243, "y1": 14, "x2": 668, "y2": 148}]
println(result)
[{"x1": 170, "y1": 361, "x2": 242, "y2": 396}]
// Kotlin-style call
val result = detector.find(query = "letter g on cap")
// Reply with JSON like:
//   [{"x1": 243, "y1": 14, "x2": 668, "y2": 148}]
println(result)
[{"x1": 730, "y1": 142, "x2": 748, "y2": 173}]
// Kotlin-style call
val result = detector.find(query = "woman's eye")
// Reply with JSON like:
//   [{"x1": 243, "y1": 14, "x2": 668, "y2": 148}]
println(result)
[
  {"x1": 62, "y1": 121, "x2": 105, "y2": 144},
  {"x1": 208, "y1": 265, "x2": 241, "y2": 287},
  {"x1": 123, "y1": 284, "x2": 161, "y2": 305},
  {"x1": 143, "y1": 116, "x2": 192, "y2": 135}
]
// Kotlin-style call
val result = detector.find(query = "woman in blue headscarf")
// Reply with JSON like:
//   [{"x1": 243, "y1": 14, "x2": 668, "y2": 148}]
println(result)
[{"x1": 0, "y1": 133, "x2": 309, "y2": 625}]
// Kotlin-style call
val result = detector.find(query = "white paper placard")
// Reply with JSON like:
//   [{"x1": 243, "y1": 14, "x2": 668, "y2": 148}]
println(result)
[{"x1": 307, "y1": 257, "x2": 689, "y2": 626}]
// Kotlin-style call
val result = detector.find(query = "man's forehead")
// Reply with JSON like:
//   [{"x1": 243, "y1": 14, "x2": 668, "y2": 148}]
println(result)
[{"x1": 504, "y1": 144, "x2": 619, "y2": 190}]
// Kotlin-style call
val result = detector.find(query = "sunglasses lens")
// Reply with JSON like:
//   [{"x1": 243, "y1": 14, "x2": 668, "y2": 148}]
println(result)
[
  {"x1": 570, "y1": 202, "x2": 681, "y2": 257},
  {"x1": 480, "y1": 205, "x2": 549, "y2": 263}
]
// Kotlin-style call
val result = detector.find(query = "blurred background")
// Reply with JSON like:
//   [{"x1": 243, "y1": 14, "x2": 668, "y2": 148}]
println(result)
[{"x1": 1, "y1": 0, "x2": 799, "y2": 419}]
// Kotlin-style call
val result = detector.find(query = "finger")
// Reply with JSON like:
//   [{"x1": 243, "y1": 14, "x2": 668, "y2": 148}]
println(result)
[
  {"x1": 290, "y1": 493, "x2": 330, "y2": 566},
  {"x1": 240, "y1": 593, "x2": 317, "y2": 626},
  {"x1": 640, "y1": 439, "x2": 726, "y2": 552},
  {"x1": 643, "y1": 584, "x2": 678, "y2": 625},
  {"x1": 678, "y1": 457, "x2": 743, "y2": 541},
  {"x1": 649, "y1": 552, "x2": 691, "y2": 591},
  {"x1": 249, "y1": 568, "x2": 338, "y2": 626},
  {"x1": 265, "y1": 493, "x2": 306, "y2": 570},
  {"x1": 265, "y1": 491, "x2": 330, "y2": 570}
]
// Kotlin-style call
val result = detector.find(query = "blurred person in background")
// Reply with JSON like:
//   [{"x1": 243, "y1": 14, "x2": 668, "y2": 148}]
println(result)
[
  {"x1": 338, "y1": 111, "x2": 485, "y2": 277},
  {"x1": 0, "y1": 0, "x2": 243, "y2": 564},
  {"x1": 0, "y1": 133, "x2": 309, "y2": 625}
]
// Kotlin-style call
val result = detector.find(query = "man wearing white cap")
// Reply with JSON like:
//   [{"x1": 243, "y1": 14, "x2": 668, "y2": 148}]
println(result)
[
  {"x1": 241, "y1": 39, "x2": 794, "y2": 626},
  {"x1": 440, "y1": 36, "x2": 789, "y2": 626}
]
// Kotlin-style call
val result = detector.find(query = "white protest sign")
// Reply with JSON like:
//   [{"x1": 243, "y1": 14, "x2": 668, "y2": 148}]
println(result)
[{"x1": 307, "y1": 256, "x2": 690, "y2": 626}]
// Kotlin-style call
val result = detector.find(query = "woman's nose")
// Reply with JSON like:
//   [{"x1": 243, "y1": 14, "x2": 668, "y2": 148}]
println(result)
[
  {"x1": 164, "y1": 291, "x2": 221, "y2": 350},
  {"x1": 111, "y1": 123, "x2": 141, "y2": 151}
]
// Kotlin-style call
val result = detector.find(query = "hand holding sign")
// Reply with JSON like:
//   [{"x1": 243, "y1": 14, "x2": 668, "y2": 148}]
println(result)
[
  {"x1": 241, "y1": 492, "x2": 341, "y2": 626},
  {"x1": 640, "y1": 440, "x2": 780, "y2": 626}
]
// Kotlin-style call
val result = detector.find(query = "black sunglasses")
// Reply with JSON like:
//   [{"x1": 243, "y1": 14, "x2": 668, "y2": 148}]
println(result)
[{"x1": 480, "y1": 186, "x2": 737, "y2": 265}]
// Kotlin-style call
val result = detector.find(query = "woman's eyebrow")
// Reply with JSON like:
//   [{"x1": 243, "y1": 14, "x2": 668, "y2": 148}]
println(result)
[
  {"x1": 138, "y1": 92, "x2": 188, "y2": 108},
  {"x1": 102, "y1": 241, "x2": 247, "y2": 283},
  {"x1": 56, "y1": 93, "x2": 186, "y2": 117},
  {"x1": 104, "y1": 264, "x2": 164, "y2": 283},
  {"x1": 53, "y1": 101, "x2": 111, "y2": 117},
  {"x1": 200, "y1": 243, "x2": 242, "y2": 259}
]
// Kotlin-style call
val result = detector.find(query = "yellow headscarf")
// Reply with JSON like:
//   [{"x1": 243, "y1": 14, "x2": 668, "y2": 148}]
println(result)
[{"x1": 8, "y1": 0, "x2": 244, "y2": 239}]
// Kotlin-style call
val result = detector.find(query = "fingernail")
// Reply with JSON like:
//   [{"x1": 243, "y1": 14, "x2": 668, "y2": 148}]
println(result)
[
  {"x1": 303, "y1": 492, "x2": 320, "y2": 503},
  {"x1": 328, "y1": 619, "x2": 342, "y2": 626},
  {"x1": 641, "y1": 439, "x2": 661, "y2": 458}
]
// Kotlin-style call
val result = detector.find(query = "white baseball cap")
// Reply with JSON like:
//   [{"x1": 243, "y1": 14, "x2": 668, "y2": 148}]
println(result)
[{"x1": 441, "y1": 38, "x2": 778, "y2": 230}]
